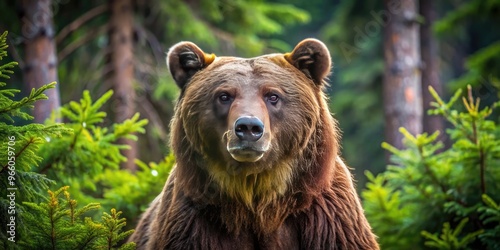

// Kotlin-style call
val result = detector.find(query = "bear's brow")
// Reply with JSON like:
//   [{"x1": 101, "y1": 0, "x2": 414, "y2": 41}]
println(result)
[
  {"x1": 207, "y1": 57, "x2": 290, "y2": 83},
  {"x1": 212, "y1": 60, "x2": 252, "y2": 74}
]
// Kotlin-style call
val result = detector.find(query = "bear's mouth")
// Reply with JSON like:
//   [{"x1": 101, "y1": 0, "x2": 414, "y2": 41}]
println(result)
[{"x1": 227, "y1": 144, "x2": 268, "y2": 163}]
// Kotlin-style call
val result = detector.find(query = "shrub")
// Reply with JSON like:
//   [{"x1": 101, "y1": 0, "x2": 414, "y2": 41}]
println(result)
[
  {"x1": 21, "y1": 186, "x2": 135, "y2": 250},
  {"x1": 363, "y1": 86, "x2": 500, "y2": 249},
  {"x1": 0, "y1": 30, "x2": 173, "y2": 249}
]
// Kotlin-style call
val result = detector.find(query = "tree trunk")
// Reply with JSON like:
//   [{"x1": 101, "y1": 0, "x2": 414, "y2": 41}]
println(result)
[
  {"x1": 383, "y1": 0, "x2": 423, "y2": 154},
  {"x1": 108, "y1": 0, "x2": 137, "y2": 171},
  {"x1": 420, "y1": 0, "x2": 444, "y2": 137},
  {"x1": 21, "y1": 0, "x2": 61, "y2": 123}
]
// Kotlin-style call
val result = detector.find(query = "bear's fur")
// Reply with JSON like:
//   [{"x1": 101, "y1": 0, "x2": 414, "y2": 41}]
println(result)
[{"x1": 129, "y1": 39, "x2": 379, "y2": 249}]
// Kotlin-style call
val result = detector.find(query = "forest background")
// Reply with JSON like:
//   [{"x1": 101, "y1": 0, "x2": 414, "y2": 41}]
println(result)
[{"x1": 0, "y1": 0, "x2": 499, "y2": 249}]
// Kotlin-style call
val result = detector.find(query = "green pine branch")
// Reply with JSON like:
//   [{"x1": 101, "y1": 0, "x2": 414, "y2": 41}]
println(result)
[
  {"x1": 37, "y1": 89, "x2": 148, "y2": 216},
  {"x1": 0, "y1": 61, "x2": 17, "y2": 85},
  {"x1": 39, "y1": 89, "x2": 147, "y2": 174},
  {"x1": 113, "y1": 113, "x2": 148, "y2": 141},
  {"x1": 364, "y1": 85, "x2": 500, "y2": 249},
  {"x1": 101, "y1": 208, "x2": 135, "y2": 250},
  {"x1": 21, "y1": 186, "x2": 135, "y2": 249},
  {"x1": 0, "y1": 31, "x2": 74, "y2": 248},
  {"x1": 422, "y1": 218, "x2": 484, "y2": 249},
  {"x1": 478, "y1": 194, "x2": 500, "y2": 248},
  {"x1": 0, "y1": 82, "x2": 57, "y2": 122},
  {"x1": 0, "y1": 30, "x2": 142, "y2": 249},
  {"x1": 61, "y1": 90, "x2": 112, "y2": 126},
  {"x1": 0, "y1": 31, "x2": 53, "y2": 123},
  {"x1": 0, "y1": 31, "x2": 17, "y2": 88}
]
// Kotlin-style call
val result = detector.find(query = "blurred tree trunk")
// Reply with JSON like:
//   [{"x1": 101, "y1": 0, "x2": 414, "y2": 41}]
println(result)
[
  {"x1": 420, "y1": 0, "x2": 444, "y2": 137},
  {"x1": 383, "y1": 0, "x2": 423, "y2": 154},
  {"x1": 108, "y1": 0, "x2": 137, "y2": 171},
  {"x1": 21, "y1": 0, "x2": 61, "y2": 123}
]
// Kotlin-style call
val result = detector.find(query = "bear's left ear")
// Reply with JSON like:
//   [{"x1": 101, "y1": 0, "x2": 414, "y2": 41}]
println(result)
[
  {"x1": 167, "y1": 42, "x2": 216, "y2": 89},
  {"x1": 284, "y1": 39, "x2": 331, "y2": 85}
]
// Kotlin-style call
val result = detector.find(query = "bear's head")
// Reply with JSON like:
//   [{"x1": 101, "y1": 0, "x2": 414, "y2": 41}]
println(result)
[{"x1": 167, "y1": 39, "x2": 337, "y2": 208}]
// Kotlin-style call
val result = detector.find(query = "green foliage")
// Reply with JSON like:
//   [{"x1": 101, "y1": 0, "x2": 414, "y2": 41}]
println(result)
[
  {"x1": 362, "y1": 171, "x2": 417, "y2": 248},
  {"x1": 446, "y1": 41, "x2": 500, "y2": 95},
  {"x1": 0, "y1": 31, "x2": 17, "y2": 86},
  {"x1": 434, "y1": 0, "x2": 500, "y2": 35},
  {"x1": 434, "y1": 0, "x2": 500, "y2": 96},
  {"x1": 1, "y1": 82, "x2": 56, "y2": 122},
  {"x1": 37, "y1": 89, "x2": 149, "y2": 208},
  {"x1": 159, "y1": 0, "x2": 310, "y2": 55},
  {"x1": 35, "y1": 85, "x2": 173, "y2": 223},
  {"x1": 20, "y1": 186, "x2": 135, "y2": 250},
  {"x1": 478, "y1": 194, "x2": 500, "y2": 249},
  {"x1": 1, "y1": 33, "x2": 62, "y2": 123},
  {"x1": 421, "y1": 218, "x2": 483, "y2": 249},
  {"x1": 100, "y1": 209, "x2": 136, "y2": 250},
  {"x1": 363, "y1": 86, "x2": 500, "y2": 249},
  {"x1": 0, "y1": 31, "x2": 141, "y2": 249},
  {"x1": 0, "y1": 31, "x2": 70, "y2": 247},
  {"x1": 96, "y1": 154, "x2": 174, "y2": 218}
]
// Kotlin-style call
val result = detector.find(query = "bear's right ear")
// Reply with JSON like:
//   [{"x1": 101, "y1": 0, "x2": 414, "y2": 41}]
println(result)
[{"x1": 167, "y1": 42, "x2": 216, "y2": 89}]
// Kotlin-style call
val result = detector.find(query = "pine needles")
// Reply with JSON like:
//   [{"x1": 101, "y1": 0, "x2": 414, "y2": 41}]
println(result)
[
  {"x1": 21, "y1": 186, "x2": 135, "y2": 249},
  {"x1": 363, "y1": 86, "x2": 500, "y2": 249},
  {"x1": 0, "y1": 31, "x2": 139, "y2": 249}
]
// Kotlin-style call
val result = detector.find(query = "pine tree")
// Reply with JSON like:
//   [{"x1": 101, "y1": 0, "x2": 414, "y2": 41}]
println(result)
[
  {"x1": 363, "y1": 86, "x2": 500, "y2": 249},
  {"x1": 434, "y1": 0, "x2": 500, "y2": 93},
  {"x1": 0, "y1": 31, "x2": 69, "y2": 249},
  {"x1": 21, "y1": 186, "x2": 135, "y2": 249},
  {"x1": 0, "y1": 30, "x2": 139, "y2": 249},
  {"x1": 36, "y1": 89, "x2": 149, "y2": 208}
]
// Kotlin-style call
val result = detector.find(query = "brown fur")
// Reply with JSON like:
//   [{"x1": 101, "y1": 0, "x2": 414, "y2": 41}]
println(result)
[{"x1": 129, "y1": 39, "x2": 379, "y2": 249}]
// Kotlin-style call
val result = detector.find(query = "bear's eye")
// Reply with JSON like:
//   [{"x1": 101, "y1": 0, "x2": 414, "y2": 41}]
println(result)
[
  {"x1": 218, "y1": 93, "x2": 232, "y2": 104},
  {"x1": 267, "y1": 94, "x2": 280, "y2": 105}
]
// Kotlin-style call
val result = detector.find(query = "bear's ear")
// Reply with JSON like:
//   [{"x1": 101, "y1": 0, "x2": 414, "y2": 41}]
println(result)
[
  {"x1": 167, "y1": 42, "x2": 216, "y2": 89},
  {"x1": 284, "y1": 39, "x2": 331, "y2": 85}
]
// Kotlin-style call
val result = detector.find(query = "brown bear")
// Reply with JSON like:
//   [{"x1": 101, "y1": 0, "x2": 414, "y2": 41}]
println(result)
[{"x1": 129, "y1": 39, "x2": 379, "y2": 249}]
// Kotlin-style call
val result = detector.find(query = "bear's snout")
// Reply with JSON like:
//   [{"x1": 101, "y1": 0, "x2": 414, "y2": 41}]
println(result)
[
  {"x1": 234, "y1": 116, "x2": 264, "y2": 142},
  {"x1": 226, "y1": 115, "x2": 270, "y2": 163}
]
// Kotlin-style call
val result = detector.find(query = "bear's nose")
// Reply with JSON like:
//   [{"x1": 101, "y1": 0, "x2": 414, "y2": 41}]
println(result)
[{"x1": 234, "y1": 116, "x2": 264, "y2": 142}]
